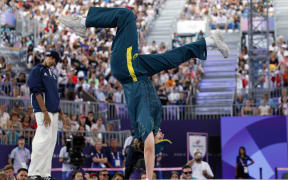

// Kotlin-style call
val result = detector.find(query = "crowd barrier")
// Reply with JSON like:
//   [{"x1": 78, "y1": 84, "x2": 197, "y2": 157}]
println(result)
[
  {"x1": 1, "y1": 93, "x2": 288, "y2": 121},
  {"x1": 0, "y1": 129, "x2": 131, "y2": 146}
]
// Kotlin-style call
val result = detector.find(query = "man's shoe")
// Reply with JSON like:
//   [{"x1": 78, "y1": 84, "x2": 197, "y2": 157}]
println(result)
[
  {"x1": 43, "y1": 176, "x2": 56, "y2": 180},
  {"x1": 211, "y1": 32, "x2": 229, "y2": 58},
  {"x1": 59, "y1": 14, "x2": 86, "y2": 38},
  {"x1": 28, "y1": 175, "x2": 43, "y2": 180}
]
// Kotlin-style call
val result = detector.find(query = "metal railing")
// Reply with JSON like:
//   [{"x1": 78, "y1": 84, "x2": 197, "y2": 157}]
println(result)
[
  {"x1": 0, "y1": 129, "x2": 131, "y2": 146},
  {"x1": 1, "y1": 94, "x2": 287, "y2": 121}
]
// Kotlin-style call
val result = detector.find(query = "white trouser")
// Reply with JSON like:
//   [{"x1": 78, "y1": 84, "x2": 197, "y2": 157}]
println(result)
[{"x1": 28, "y1": 112, "x2": 59, "y2": 177}]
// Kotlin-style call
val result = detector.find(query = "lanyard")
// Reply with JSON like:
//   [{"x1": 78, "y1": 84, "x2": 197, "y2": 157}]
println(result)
[
  {"x1": 240, "y1": 157, "x2": 246, "y2": 166},
  {"x1": 111, "y1": 151, "x2": 120, "y2": 160},
  {"x1": 96, "y1": 152, "x2": 103, "y2": 159}
]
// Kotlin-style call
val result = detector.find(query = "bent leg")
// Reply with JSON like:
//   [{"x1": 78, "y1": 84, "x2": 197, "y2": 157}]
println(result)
[{"x1": 137, "y1": 39, "x2": 207, "y2": 76}]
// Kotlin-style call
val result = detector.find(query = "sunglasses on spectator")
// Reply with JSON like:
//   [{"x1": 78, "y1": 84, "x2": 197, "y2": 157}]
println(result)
[
  {"x1": 183, "y1": 171, "x2": 192, "y2": 175},
  {"x1": 102, "y1": 174, "x2": 109, "y2": 176}
]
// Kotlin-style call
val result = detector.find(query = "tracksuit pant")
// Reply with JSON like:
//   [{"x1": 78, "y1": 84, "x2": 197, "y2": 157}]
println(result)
[
  {"x1": 86, "y1": 7, "x2": 207, "y2": 141},
  {"x1": 28, "y1": 112, "x2": 59, "y2": 177}
]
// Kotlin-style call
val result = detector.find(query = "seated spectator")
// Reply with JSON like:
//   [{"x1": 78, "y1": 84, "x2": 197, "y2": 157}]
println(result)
[
  {"x1": 180, "y1": 165, "x2": 194, "y2": 179},
  {"x1": 8, "y1": 136, "x2": 31, "y2": 173},
  {"x1": 0, "y1": 104, "x2": 10, "y2": 129},
  {"x1": 99, "y1": 170, "x2": 109, "y2": 180},
  {"x1": 112, "y1": 173, "x2": 124, "y2": 180},
  {"x1": 79, "y1": 115, "x2": 91, "y2": 132},
  {"x1": 3, "y1": 165, "x2": 15, "y2": 180},
  {"x1": 91, "y1": 140, "x2": 108, "y2": 168},
  {"x1": 140, "y1": 172, "x2": 157, "y2": 180},
  {"x1": 86, "y1": 173, "x2": 98, "y2": 180},
  {"x1": 235, "y1": 95, "x2": 244, "y2": 115},
  {"x1": 107, "y1": 139, "x2": 124, "y2": 169},
  {"x1": 70, "y1": 114, "x2": 80, "y2": 131},
  {"x1": 170, "y1": 171, "x2": 179, "y2": 179},
  {"x1": 216, "y1": 12, "x2": 228, "y2": 32},
  {"x1": 16, "y1": 168, "x2": 28, "y2": 180},
  {"x1": 0, "y1": 56, "x2": 6, "y2": 71},
  {"x1": 71, "y1": 170, "x2": 84, "y2": 180},
  {"x1": 0, "y1": 172, "x2": 7, "y2": 180},
  {"x1": 140, "y1": 172, "x2": 146, "y2": 180},
  {"x1": 241, "y1": 99, "x2": 254, "y2": 116},
  {"x1": 7, "y1": 113, "x2": 22, "y2": 144},
  {"x1": 279, "y1": 95, "x2": 288, "y2": 115},
  {"x1": 86, "y1": 112, "x2": 95, "y2": 128},
  {"x1": 258, "y1": 97, "x2": 272, "y2": 116},
  {"x1": 91, "y1": 117, "x2": 106, "y2": 132},
  {"x1": 259, "y1": 94, "x2": 276, "y2": 110},
  {"x1": 186, "y1": 150, "x2": 214, "y2": 179}
]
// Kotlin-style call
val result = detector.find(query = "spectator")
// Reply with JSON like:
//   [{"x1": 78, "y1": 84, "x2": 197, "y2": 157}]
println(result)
[
  {"x1": 241, "y1": 100, "x2": 254, "y2": 116},
  {"x1": 84, "y1": 173, "x2": 98, "y2": 180},
  {"x1": 59, "y1": 145, "x2": 75, "y2": 180},
  {"x1": 70, "y1": 114, "x2": 80, "y2": 131},
  {"x1": 98, "y1": 170, "x2": 109, "y2": 180},
  {"x1": 7, "y1": 113, "x2": 22, "y2": 144},
  {"x1": 107, "y1": 139, "x2": 124, "y2": 169},
  {"x1": 71, "y1": 170, "x2": 84, "y2": 180},
  {"x1": 0, "y1": 172, "x2": 7, "y2": 180},
  {"x1": 86, "y1": 112, "x2": 95, "y2": 128},
  {"x1": 235, "y1": 95, "x2": 244, "y2": 115},
  {"x1": 236, "y1": 146, "x2": 254, "y2": 179},
  {"x1": 180, "y1": 165, "x2": 193, "y2": 180},
  {"x1": 8, "y1": 136, "x2": 31, "y2": 173},
  {"x1": 216, "y1": 12, "x2": 228, "y2": 32},
  {"x1": 79, "y1": 115, "x2": 91, "y2": 132},
  {"x1": 186, "y1": 149, "x2": 214, "y2": 179},
  {"x1": 0, "y1": 104, "x2": 10, "y2": 129},
  {"x1": 170, "y1": 171, "x2": 179, "y2": 179},
  {"x1": 91, "y1": 117, "x2": 106, "y2": 132},
  {"x1": 279, "y1": 95, "x2": 288, "y2": 115},
  {"x1": 3, "y1": 165, "x2": 15, "y2": 180},
  {"x1": 91, "y1": 140, "x2": 108, "y2": 168},
  {"x1": 16, "y1": 168, "x2": 28, "y2": 180},
  {"x1": 112, "y1": 173, "x2": 124, "y2": 180},
  {"x1": 257, "y1": 97, "x2": 272, "y2": 116},
  {"x1": 140, "y1": 171, "x2": 146, "y2": 180}
]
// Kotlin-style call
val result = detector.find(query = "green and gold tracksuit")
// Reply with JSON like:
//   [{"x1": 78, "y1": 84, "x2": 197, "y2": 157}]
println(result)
[{"x1": 86, "y1": 7, "x2": 207, "y2": 141}]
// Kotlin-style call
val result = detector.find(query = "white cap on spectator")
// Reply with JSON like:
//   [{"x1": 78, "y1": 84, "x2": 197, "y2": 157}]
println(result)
[{"x1": 284, "y1": 51, "x2": 288, "y2": 57}]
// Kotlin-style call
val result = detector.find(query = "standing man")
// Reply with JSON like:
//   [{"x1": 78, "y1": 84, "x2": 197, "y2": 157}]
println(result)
[
  {"x1": 186, "y1": 149, "x2": 214, "y2": 179},
  {"x1": 27, "y1": 50, "x2": 67, "y2": 180},
  {"x1": 59, "y1": 145, "x2": 75, "y2": 180},
  {"x1": 60, "y1": 7, "x2": 229, "y2": 180},
  {"x1": 8, "y1": 136, "x2": 31, "y2": 173}
]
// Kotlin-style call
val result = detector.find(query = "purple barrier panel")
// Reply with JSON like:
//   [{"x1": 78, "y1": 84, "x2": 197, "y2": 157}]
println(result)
[{"x1": 221, "y1": 116, "x2": 288, "y2": 179}]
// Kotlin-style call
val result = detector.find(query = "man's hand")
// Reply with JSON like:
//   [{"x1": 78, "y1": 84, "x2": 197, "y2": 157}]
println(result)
[
  {"x1": 59, "y1": 111, "x2": 68, "y2": 127},
  {"x1": 203, "y1": 170, "x2": 208, "y2": 175},
  {"x1": 43, "y1": 111, "x2": 51, "y2": 127}
]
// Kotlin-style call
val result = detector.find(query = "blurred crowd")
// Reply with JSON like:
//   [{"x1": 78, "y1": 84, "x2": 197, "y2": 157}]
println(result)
[
  {"x1": 234, "y1": 35, "x2": 288, "y2": 116},
  {"x1": 0, "y1": 135, "x2": 214, "y2": 180},
  {"x1": 0, "y1": 102, "x2": 119, "y2": 145},
  {"x1": 0, "y1": 0, "x2": 206, "y2": 107},
  {"x1": 180, "y1": 0, "x2": 274, "y2": 32}
]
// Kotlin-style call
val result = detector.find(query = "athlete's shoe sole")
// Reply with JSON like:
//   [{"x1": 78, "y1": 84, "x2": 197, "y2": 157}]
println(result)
[{"x1": 59, "y1": 14, "x2": 86, "y2": 38}]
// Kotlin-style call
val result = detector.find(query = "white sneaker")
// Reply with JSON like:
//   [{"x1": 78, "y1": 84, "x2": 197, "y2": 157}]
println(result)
[
  {"x1": 59, "y1": 15, "x2": 86, "y2": 38},
  {"x1": 211, "y1": 32, "x2": 229, "y2": 58}
]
